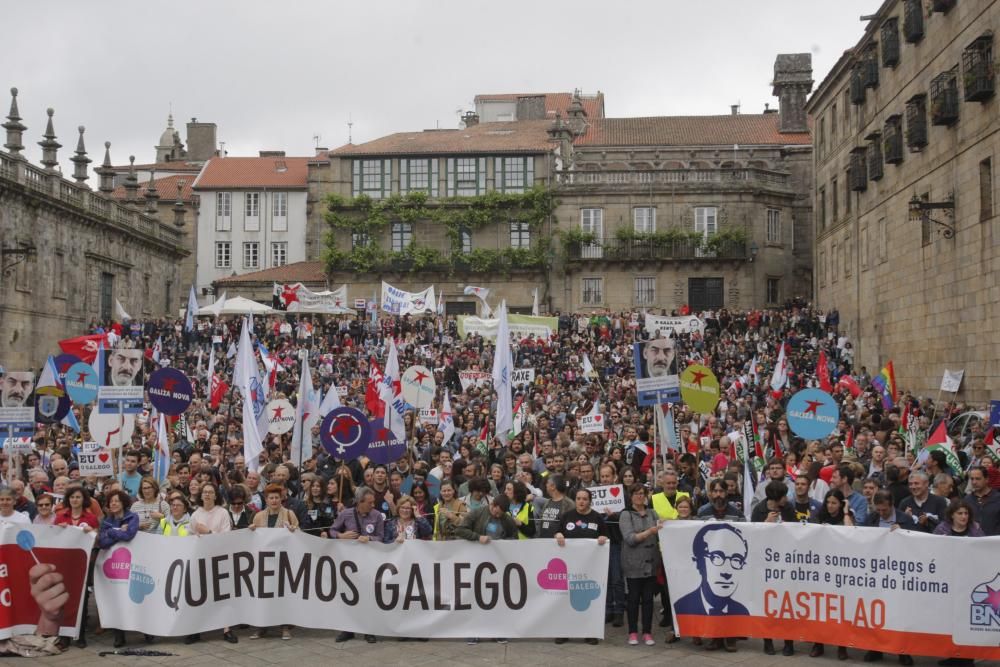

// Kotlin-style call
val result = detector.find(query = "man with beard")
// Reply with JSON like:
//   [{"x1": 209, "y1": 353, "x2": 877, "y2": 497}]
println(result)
[{"x1": 697, "y1": 478, "x2": 743, "y2": 522}]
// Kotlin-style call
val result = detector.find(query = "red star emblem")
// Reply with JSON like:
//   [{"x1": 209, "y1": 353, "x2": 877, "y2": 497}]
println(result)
[
  {"x1": 331, "y1": 415, "x2": 358, "y2": 439},
  {"x1": 163, "y1": 378, "x2": 177, "y2": 393},
  {"x1": 804, "y1": 400, "x2": 823, "y2": 414},
  {"x1": 413, "y1": 370, "x2": 429, "y2": 384},
  {"x1": 377, "y1": 428, "x2": 390, "y2": 440},
  {"x1": 281, "y1": 285, "x2": 299, "y2": 306},
  {"x1": 75, "y1": 372, "x2": 88, "y2": 383},
  {"x1": 690, "y1": 370, "x2": 707, "y2": 387},
  {"x1": 272, "y1": 405, "x2": 285, "y2": 419},
  {"x1": 59, "y1": 362, "x2": 73, "y2": 373},
  {"x1": 986, "y1": 585, "x2": 1000, "y2": 612}
]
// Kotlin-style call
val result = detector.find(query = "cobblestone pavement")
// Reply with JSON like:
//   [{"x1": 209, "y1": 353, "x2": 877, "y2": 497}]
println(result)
[{"x1": 22, "y1": 623, "x2": 1000, "y2": 667}]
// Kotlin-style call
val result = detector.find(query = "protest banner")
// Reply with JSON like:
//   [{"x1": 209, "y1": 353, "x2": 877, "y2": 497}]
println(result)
[
  {"x1": 64, "y1": 362, "x2": 99, "y2": 404},
  {"x1": 336, "y1": 385, "x2": 348, "y2": 397},
  {"x1": 579, "y1": 414, "x2": 605, "y2": 434},
  {"x1": 401, "y1": 365, "x2": 435, "y2": 408},
  {"x1": 78, "y1": 441, "x2": 114, "y2": 477},
  {"x1": 366, "y1": 418, "x2": 407, "y2": 465},
  {"x1": 511, "y1": 368, "x2": 535, "y2": 386},
  {"x1": 267, "y1": 399, "x2": 296, "y2": 435},
  {"x1": 633, "y1": 339, "x2": 680, "y2": 405},
  {"x1": 457, "y1": 314, "x2": 558, "y2": 340},
  {"x1": 88, "y1": 410, "x2": 135, "y2": 449},
  {"x1": 679, "y1": 364, "x2": 720, "y2": 414},
  {"x1": 459, "y1": 370, "x2": 491, "y2": 391},
  {"x1": 98, "y1": 348, "x2": 144, "y2": 414},
  {"x1": 589, "y1": 484, "x2": 625, "y2": 512},
  {"x1": 94, "y1": 531, "x2": 608, "y2": 638},
  {"x1": 661, "y1": 522, "x2": 1000, "y2": 661},
  {"x1": 1, "y1": 525, "x2": 94, "y2": 640},
  {"x1": 940, "y1": 369, "x2": 964, "y2": 393},
  {"x1": 0, "y1": 372, "x2": 35, "y2": 439},
  {"x1": 381, "y1": 281, "x2": 435, "y2": 316},
  {"x1": 644, "y1": 313, "x2": 705, "y2": 337},
  {"x1": 418, "y1": 408, "x2": 439, "y2": 425},
  {"x1": 147, "y1": 368, "x2": 193, "y2": 416},
  {"x1": 277, "y1": 283, "x2": 350, "y2": 313},
  {"x1": 320, "y1": 407, "x2": 371, "y2": 460},
  {"x1": 786, "y1": 388, "x2": 838, "y2": 440}
]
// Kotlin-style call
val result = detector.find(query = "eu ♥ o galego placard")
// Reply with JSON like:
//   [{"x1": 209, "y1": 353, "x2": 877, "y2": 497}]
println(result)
[
  {"x1": 147, "y1": 368, "x2": 193, "y2": 416},
  {"x1": 320, "y1": 407, "x2": 371, "y2": 460},
  {"x1": 786, "y1": 388, "x2": 838, "y2": 440}
]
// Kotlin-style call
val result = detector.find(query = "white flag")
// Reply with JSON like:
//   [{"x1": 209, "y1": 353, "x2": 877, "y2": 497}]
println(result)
[
  {"x1": 151, "y1": 336, "x2": 162, "y2": 364},
  {"x1": 769, "y1": 343, "x2": 788, "y2": 391},
  {"x1": 290, "y1": 356, "x2": 320, "y2": 469},
  {"x1": 582, "y1": 353, "x2": 595, "y2": 382},
  {"x1": 749, "y1": 355, "x2": 759, "y2": 385},
  {"x1": 227, "y1": 341, "x2": 237, "y2": 359},
  {"x1": 115, "y1": 299, "x2": 131, "y2": 322},
  {"x1": 318, "y1": 382, "x2": 341, "y2": 420},
  {"x1": 235, "y1": 318, "x2": 266, "y2": 472},
  {"x1": 464, "y1": 286, "x2": 493, "y2": 318},
  {"x1": 440, "y1": 389, "x2": 455, "y2": 447},
  {"x1": 380, "y1": 337, "x2": 407, "y2": 442},
  {"x1": 531, "y1": 287, "x2": 540, "y2": 317},
  {"x1": 195, "y1": 347, "x2": 203, "y2": 379},
  {"x1": 206, "y1": 345, "x2": 215, "y2": 398},
  {"x1": 185, "y1": 285, "x2": 199, "y2": 332},
  {"x1": 491, "y1": 301, "x2": 513, "y2": 444}
]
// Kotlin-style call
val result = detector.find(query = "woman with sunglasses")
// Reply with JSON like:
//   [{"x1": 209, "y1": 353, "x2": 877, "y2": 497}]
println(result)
[
  {"x1": 97, "y1": 489, "x2": 142, "y2": 648},
  {"x1": 32, "y1": 493, "x2": 57, "y2": 526}
]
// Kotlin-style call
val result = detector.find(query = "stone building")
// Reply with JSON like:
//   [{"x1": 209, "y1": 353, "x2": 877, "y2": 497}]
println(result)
[
  {"x1": 0, "y1": 89, "x2": 190, "y2": 368},
  {"x1": 807, "y1": 0, "x2": 998, "y2": 402},
  {"x1": 242, "y1": 54, "x2": 814, "y2": 315}
]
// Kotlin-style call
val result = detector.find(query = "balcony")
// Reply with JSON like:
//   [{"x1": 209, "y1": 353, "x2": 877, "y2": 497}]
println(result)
[
  {"x1": 931, "y1": 0, "x2": 956, "y2": 12},
  {"x1": 963, "y1": 35, "x2": 995, "y2": 102},
  {"x1": 849, "y1": 149, "x2": 868, "y2": 192},
  {"x1": 564, "y1": 237, "x2": 747, "y2": 263},
  {"x1": 850, "y1": 66, "x2": 866, "y2": 105},
  {"x1": 905, "y1": 95, "x2": 928, "y2": 151},
  {"x1": 884, "y1": 116, "x2": 904, "y2": 164},
  {"x1": 862, "y1": 47, "x2": 880, "y2": 89},
  {"x1": 904, "y1": 0, "x2": 924, "y2": 43},
  {"x1": 866, "y1": 134, "x2": 884, "y2": 181},
  {"x1": 554, "y1": 167, "x2": 790, "y2": 191},
  {"x1": 930, "y1": 69, "x2": 960, "y2": 126},
  {"x1": 881, "y1": 18, "x2": 900, "y2": 67}
]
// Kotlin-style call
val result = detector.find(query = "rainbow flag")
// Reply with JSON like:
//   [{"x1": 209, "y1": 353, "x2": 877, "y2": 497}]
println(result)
[{"x1": 871, "y1": 361, "x2": 898, "y2": 410}]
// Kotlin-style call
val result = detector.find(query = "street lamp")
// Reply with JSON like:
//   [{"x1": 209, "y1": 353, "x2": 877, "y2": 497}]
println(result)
[
  {"x1": 748, "y1": 241, "x2": 759, "y2": 263},
  {"x1": 908, "y1": 193, "x2": 955, "y2": 239}
]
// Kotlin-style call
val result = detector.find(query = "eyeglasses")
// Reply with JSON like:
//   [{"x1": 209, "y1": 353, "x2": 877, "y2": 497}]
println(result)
[
  {"x1": 706, "y1": 551, "x2": 746, "y2": 569},
  {"x1": 36, "y1": 503, "x2": 52, "y2": 508}
]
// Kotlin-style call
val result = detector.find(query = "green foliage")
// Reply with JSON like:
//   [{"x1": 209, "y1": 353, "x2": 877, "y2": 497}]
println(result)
[
  {"x1": 703, "y1": 227, "x2": 748, "y2": 253},
  {"x1": 562, "y1": 228, "x2": 598, "y2": 245}
]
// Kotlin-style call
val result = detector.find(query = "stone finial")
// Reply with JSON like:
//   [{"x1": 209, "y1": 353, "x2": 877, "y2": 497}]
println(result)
[
  {"x1": 144, "y1": 169, "x2": 160, "y2": 215},
  {"x1": 38, "y1": 107, "x2": 62, "y2": 172},
  {"x1": 2, "y1": 87, "x2": 27, "y2": 159},
  {"x1": 95, "y1": 141, "x2": 115, "y2": 193},
  {"x1": 70, "y1": 125, "x2": 91, "y2": 185},
  {"x1": 123, "y1": 155, "x2": 139, "y2": 203},
  {"x1": 173, "y1": 179, "x2": 187, "y2": 229}
]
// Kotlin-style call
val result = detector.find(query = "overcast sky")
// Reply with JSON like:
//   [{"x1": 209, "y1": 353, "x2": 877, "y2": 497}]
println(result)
[{"x1": 6, "y1": 0, "x2": 876, "y2": 172}]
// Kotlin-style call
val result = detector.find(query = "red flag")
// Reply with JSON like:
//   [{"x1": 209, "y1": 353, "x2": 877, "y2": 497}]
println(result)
[
  {"x1": 836, "y1": 375, "x2": 862, "y2": 399},
  {"x1": 817, "y1": 350, "x2": 833, "y2": 393},
  {"x1": 209, "y1": 374, "x2": 229, "y2": 410},
  {"x1": 366, "y1": 357, "x2": 385, "y2": 418},
  {"x1": 844, "y1": 427, "x2": 855, "y2": 453},
  {"x1": 985, "y1": 427, "x2": 994, "y2": 446},
  {"x1": 58, "y1": 334, "x2": 110, "y2": 364},
  {"x1": 772, "y1": 432, "x2": 783, "y2": 459}
]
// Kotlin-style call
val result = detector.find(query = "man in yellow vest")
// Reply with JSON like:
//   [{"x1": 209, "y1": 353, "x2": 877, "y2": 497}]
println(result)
[{"x1": 650, "y1": 470, "x2": 688, "y2": 641}]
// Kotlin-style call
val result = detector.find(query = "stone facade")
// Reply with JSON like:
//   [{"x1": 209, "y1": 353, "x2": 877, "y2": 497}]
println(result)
[
  {"x1": 807, "y1": 0, "x2": 999, "y2": 403},
  {"x1": 0, "y1": 91, "x2": 189, "y2": 369}
]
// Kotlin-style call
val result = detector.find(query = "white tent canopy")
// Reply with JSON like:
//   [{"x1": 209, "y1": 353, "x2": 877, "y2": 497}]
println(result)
[{"x1": 198, "y1": 295, "x2": 274, "y2": 316}]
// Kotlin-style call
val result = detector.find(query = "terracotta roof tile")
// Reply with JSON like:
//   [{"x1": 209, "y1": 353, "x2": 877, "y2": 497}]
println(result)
[
  {"x1": 474, "y1": 92, "x2": 605, "y2": 119},
  {"x1": 110, "y1": 174, "x2": 195, "y2": 202},
  {"x1": 328, "y1": 120, "x2": 555, "y2": 157},
  {"x1": 214, "y1": 261, "x2": 327, "y2": 286},
  {"x1": 192, "y1": 156, "x2": 310, "y2": 190},
  {"x1": 577, "y1": 114, "x2": 811, "y2": 147}
]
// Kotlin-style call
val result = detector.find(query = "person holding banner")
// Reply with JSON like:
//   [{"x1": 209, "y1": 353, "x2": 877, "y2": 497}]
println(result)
[
  {"x1": 249, "y1": 484, "x2": 299, "y2": 641},
  {"x1": 96, "y1": 489, "x2": 143, "y2": 648},
  {"x1": 331, "y1": 488, "x2": 384, "y2": 644},
  {"x1": 384, "y1": 495, "x2": 431, "y2": 542},
  {"x1": 187, "y1": 483, "x2": 238, "y2": 645},
  {"x1": 553, "y1": 487, "x2": 608, "y2": 646},
  {"x1": 504, "y1": 481, "x2": 536, "y2": 540},
  {"x1": 432, "y1": 480, "x2": 467, "y2": 541},
  {"x1": 620, "y1": 484, "x2": 663, "y2": 646}
]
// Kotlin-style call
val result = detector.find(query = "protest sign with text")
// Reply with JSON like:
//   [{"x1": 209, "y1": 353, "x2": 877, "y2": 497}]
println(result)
[{"x1": 588, "y1": 485, "x2": 625, "y2": 512}]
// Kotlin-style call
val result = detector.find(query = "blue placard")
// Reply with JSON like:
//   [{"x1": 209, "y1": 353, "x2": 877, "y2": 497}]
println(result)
[
  {"x1": 365, "y1": 419, "x2": 407, "y2": 465},
  {"x1": 991, "y1": 400, "x2": 1000, "y2": 427},
  {"x1": 0, "y1": 407, "x2": 35, "y2": 438},
  {"x1": 65, "y1": 362, "x2": 99, "y2": 404},
  {"x1": 148, "y1": 368, "x2": 193, "y2": 416},
  {"x1": 786, "y1": 388, "x2": 839, "y2": 440},
  {"x1": 320, "y1": 407, "x2": 371, "y2": 461},
  {"x1": 633, "y1": 340, "x2": 680, "y2": 406}
]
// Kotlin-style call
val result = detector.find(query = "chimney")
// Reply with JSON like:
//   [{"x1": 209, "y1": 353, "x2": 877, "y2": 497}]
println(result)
[
  {"x1": 186, "y1": 118, "x2": 218, "y2": 161},
  {"x1": 515, "y1": 95, "x2": 546, "y2": 121},
  {"x1": 772, "y1": 53, "x2": 814, "y2": 133},
  {"x1": 461, "y1": 111, "x2": 479, "y2": 127},
  {"x1": 730, "y1": 104, "x2": 740, "y2": 115}
]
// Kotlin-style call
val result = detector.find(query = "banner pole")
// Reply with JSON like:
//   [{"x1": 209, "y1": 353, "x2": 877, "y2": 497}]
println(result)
[{"x1": 6, "y1": 425, "x2": 13, "y2": 487}]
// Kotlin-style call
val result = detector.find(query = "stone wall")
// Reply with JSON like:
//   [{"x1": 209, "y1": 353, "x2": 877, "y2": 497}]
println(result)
[{"x1": 810, "y1": 0, "x2": 999, "y2": 403}]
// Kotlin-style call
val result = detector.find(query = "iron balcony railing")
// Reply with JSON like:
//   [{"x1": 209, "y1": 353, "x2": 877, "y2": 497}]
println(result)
[{"x1": 565, "y1": 237, "x2": 747, "y2": 262}]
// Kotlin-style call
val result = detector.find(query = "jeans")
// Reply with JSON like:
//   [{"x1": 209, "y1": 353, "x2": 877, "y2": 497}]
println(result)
[
  {"x1": 626, "y1": 576, "x2": 656, "y2": 634},
  {"x1": 605, "y1": 543, "x2": 625, "y2": 614}
]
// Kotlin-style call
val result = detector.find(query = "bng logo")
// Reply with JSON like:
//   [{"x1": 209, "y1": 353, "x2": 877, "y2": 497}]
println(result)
[{"x1": 969, "y1": 573, "x2": 1000, "y2": 627}]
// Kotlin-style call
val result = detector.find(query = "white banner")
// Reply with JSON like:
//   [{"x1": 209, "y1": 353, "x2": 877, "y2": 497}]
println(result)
[
  {"x1": 644, "y1": 313, "x2": 705, "y2": 337},
  {"x1": 95, "y1": 531, "x2": 608, "y2": 638},
  {"x1": 940, "y1": 368, "x2": 964, "y2": 393},
  {"x1": 418, "y1": 407, "x2": 439, "y2": 425},
  {"x1": 457, "y1": 315, "x2": 558, "y2": 340},
  {"x1": 661, "y1": 522, "x2": 1000, "y2": 660},
  {"x1": 279, "y1": 283, "x2": 350, "y2": 313},
  {"x1": 578, "y1": 414, "x2": 605, "y2": 434},
  {"x1": 459, "y1": 370, "x2": 491, "y2": 390},
  {"x1": 78, "y1": 441, "x2": 113, "y2": 477},
  {"x1": 589, "y1": 485, "x2": 625, "y2": 512},
  {"x1": 381, "y1": 281, "x2": 436, "y2": 316},
  {"x1": 511, "y1": 368, "x2": 535, "y2": 386}
]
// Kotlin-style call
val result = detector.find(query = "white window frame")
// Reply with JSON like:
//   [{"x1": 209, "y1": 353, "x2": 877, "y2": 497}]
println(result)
[
  {"x1": 766, "y1": 277, "x2": 780, "y2": 304},
  {"x1": 694, "y1": 207, "x2": 718, "y2": 239},
  {"x1": 766, "y1": 208, "x2": 781, "y2": 244},
  {"x1": 634, "y1": 277, "x2": 656, "y2": 306},
  {"x1": 633, "y1": 207, "x2": 656, "y2": 234},
  {"x1": 272, "y1": 192, "x2": 288, "y2": 231},
  {"x1": 509, "y1": 222, "x2": 531, "y2": 248},
  {"x1": 352, "y1": 232, "x2": 369, "y2": 250},
  {"x1": 215, "y1": 241, "x2": 231, "y2": 268},
  {"x1": 460, "y1": 228, "x2": 472, "y2": 253},
  {"x1": 581, "y1": 277, "x2": 604, "y2": 305},
  {"x1": 271, "y1": 242, "x2": 287, "y2": 267},
  {"x1": 243, "y1": 241, "x2": 259, "y2": 269},
  {"x1": 391, "y1": 222, "x2": 412, "y2": 252},
  {"x1": 215, "y1": 192, "x2": 231, "y2": 231},
  {"x1": 580, "y1": 208, "x2": 604, "y2": 258},
  {"x1": 245, "y1": 192, "x2": 260, "y2": 231}
]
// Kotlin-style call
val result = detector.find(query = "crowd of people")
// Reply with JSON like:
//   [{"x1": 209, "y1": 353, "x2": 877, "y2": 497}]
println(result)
[{"x1": 3, "y1": 300, "x2": 998, "y2": 665}]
